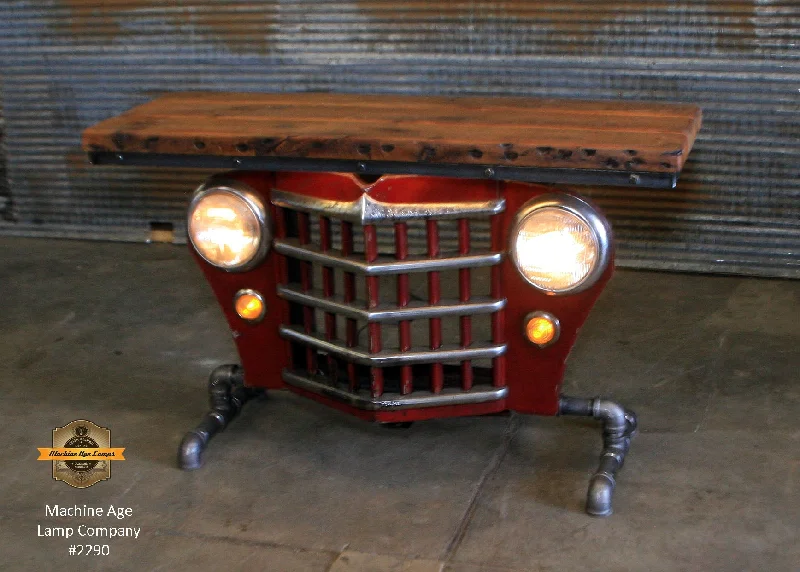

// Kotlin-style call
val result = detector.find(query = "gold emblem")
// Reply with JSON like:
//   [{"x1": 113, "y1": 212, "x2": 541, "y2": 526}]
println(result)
[{"x1": 37, "y1": 420, "x2": 125, "y2": 488}]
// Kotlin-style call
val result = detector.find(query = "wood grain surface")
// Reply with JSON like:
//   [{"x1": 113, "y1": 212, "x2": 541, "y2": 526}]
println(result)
[{"x1": 82, "y1": 92, "x2": 702, "y2": 173}]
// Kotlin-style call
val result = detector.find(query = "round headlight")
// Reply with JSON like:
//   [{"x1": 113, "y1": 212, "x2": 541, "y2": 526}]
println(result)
[
  {"x1": 510, "y1": 194, "x2": 610, "y2": 294},
  {"x1": 188, "y1": 178, "x2": 270, "y2": 271}
]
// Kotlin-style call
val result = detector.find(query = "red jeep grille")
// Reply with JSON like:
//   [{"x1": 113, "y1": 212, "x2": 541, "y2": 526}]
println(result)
[{"x1": 272, "y1": 189, "x2": 508, "y2": 411}]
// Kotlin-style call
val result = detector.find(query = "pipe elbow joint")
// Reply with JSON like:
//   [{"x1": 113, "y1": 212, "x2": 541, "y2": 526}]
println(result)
[
  {"x1": 593, "y1": 399, "x2": 628, "y2": 435},
  {"x1": 586, "y1": 473, "x2": 615, "y2": 517},
  {"x1": 178, "y1": 431, "x2": 207, "y2": 471},
  {"x1": 208, "y1": 364, "x2": 242, "y2": 389}
]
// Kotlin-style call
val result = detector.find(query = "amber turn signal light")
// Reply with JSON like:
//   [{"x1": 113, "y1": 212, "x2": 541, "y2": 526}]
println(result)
[
  {"x1": 234, "y1": 289, "x2": 266, "y2": 323},
  {"x1": 524, "y1": 311, "x2": 560, "y2": 347}
]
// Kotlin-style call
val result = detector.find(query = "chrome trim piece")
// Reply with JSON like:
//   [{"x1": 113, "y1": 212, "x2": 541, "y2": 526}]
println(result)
[
  {"x1": 283, "y1": 370, "x2": 508, "y2": 410},
  {"x1": 271, "y1": 188, "x2": 505, "y2": 224},
  {"x1": 279, "y1": 326, "x2": 507, "y2": 366},
  {"x1": 234, "y1": 288, "x2": 267, "y2": 323},
  {"x1": 274, "y1": 239, "x2": 503, "y2": 275},
  {"x1": 277, "y1": 285, "x2": 505, "y2": 322},
  {"x1": 509, "y1": 193, "x2": 612, "y2": 295},
  {"x1": 187, "y1": 176, "x2": 272, "y2": 273},
  {"x1": 523, "y1": 310, "x2": 561, "y2": 348}
]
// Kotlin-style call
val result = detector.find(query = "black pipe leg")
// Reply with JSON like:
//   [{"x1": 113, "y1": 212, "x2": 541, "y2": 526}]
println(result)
[
  {"x1": 559, "y1": 395, "x2": 638, "y2": 517},
  {"x1": 178, "y1": 364, "x2": 264, "y2": 470}
]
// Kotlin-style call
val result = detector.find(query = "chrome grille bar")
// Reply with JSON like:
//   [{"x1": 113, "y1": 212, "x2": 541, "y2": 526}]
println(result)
[
  {"x1": 274, "y1": 239, "x2": 502, "y2": 275},
  {"x1": 283, "y1": 370, "x2": 508, "y2": 410},
  {"x1": 272, "y1": 189, "x2": 505, "y2": 224},
  {"x1": 279, "y1": 326, "x2": 507, "y2": 367},
  {"x1": 277, "y1": 285, "x2": 506, "y2": 323},
  {"x1": 274, "y1": 186, "x2": 508, "y2": 404}
]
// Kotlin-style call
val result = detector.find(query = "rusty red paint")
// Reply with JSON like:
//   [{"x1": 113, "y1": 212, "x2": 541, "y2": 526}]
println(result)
[
  {"x1": 499, "y1": 181, "x2": 613, "y2": 415},
  {"x1": 196, "y1": 171, "x2": 613, "y2": 419},
  {"x1": 190, "y1": 171, "x2": 288, "y2": 390}
]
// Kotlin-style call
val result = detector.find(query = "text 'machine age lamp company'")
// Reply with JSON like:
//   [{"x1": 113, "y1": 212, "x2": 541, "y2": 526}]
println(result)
[{"x1": 82, "y1": 92, "x2": 702, "y2": 517}]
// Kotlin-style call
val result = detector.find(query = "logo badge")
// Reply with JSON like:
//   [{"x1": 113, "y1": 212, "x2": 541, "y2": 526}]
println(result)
[{"x1": 37, "y1": 420, "x2": 125, "y2": 488}]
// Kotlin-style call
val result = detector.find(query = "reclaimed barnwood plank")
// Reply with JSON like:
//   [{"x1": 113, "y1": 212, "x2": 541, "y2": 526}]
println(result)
[{"x1": 83, "y1": 92, "x2": 701, "y2": 174}]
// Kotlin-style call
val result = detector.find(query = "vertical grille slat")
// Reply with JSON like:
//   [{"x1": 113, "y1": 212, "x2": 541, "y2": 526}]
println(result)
[
  {"x1": 364, "y1": 224, "x2": 384, "y2": 398},
  {"x1": 395, "y1": 222, "x2": 413, "y2": 395},
  {"x1": 274, "y1": 205, "x2": 293, "y2": 370},
  {"x1": 426, "y1": 219, "x2": 444, "y2": 394},
  {"x1": 341, "y1": 220, "x2": 359, "y2": 392},
  {"x1": 319, "y1": 216, "x2": 337, "y2": 377},
  {"x1": 490, "y1": 214, "x2": 506, "y2": 388},
  {"x1": 458, "y1": 218, "x2": 473, "y2": 391},
  {"x1": 298, "y1": 211, "x2": 317, "y2": 374},
  {"x1": 275, "y1": 189, "x2": 507, "y2": 409}
]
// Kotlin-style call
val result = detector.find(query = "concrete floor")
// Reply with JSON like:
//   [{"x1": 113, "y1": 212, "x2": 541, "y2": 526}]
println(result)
[{"x1": 2, "y1": 237, "x2": 798, "y2": 572}]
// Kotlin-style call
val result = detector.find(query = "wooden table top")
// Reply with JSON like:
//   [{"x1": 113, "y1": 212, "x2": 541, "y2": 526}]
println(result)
[{"x1": 83, "y1": 92, "x2": 701, "y2": 181}]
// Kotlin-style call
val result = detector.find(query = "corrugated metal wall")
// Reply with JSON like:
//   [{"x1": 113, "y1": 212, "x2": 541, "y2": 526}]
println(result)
[
  {"x1": 0, "y1": 110, "x2": 10, "y2": 222},
  {"x1": 0, "y1": 1, "x2": 797, "y2": 277}
]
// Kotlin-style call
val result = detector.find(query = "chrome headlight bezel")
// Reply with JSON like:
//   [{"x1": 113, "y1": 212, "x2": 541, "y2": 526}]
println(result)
[
  {"x1": 188, "y1": 177, "x2": 271, "y2": 272},
  {"x1": 509, "y1": 193, "x2": 611, "y2": 295}
]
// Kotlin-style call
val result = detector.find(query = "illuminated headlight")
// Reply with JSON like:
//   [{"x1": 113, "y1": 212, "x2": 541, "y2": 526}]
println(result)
[
  {"x1": 188, "y1": 178, "x2": 270, "y2": 271},
  {"x1": 510, "y1": 194, "x2": 610, "y2": 294}
]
